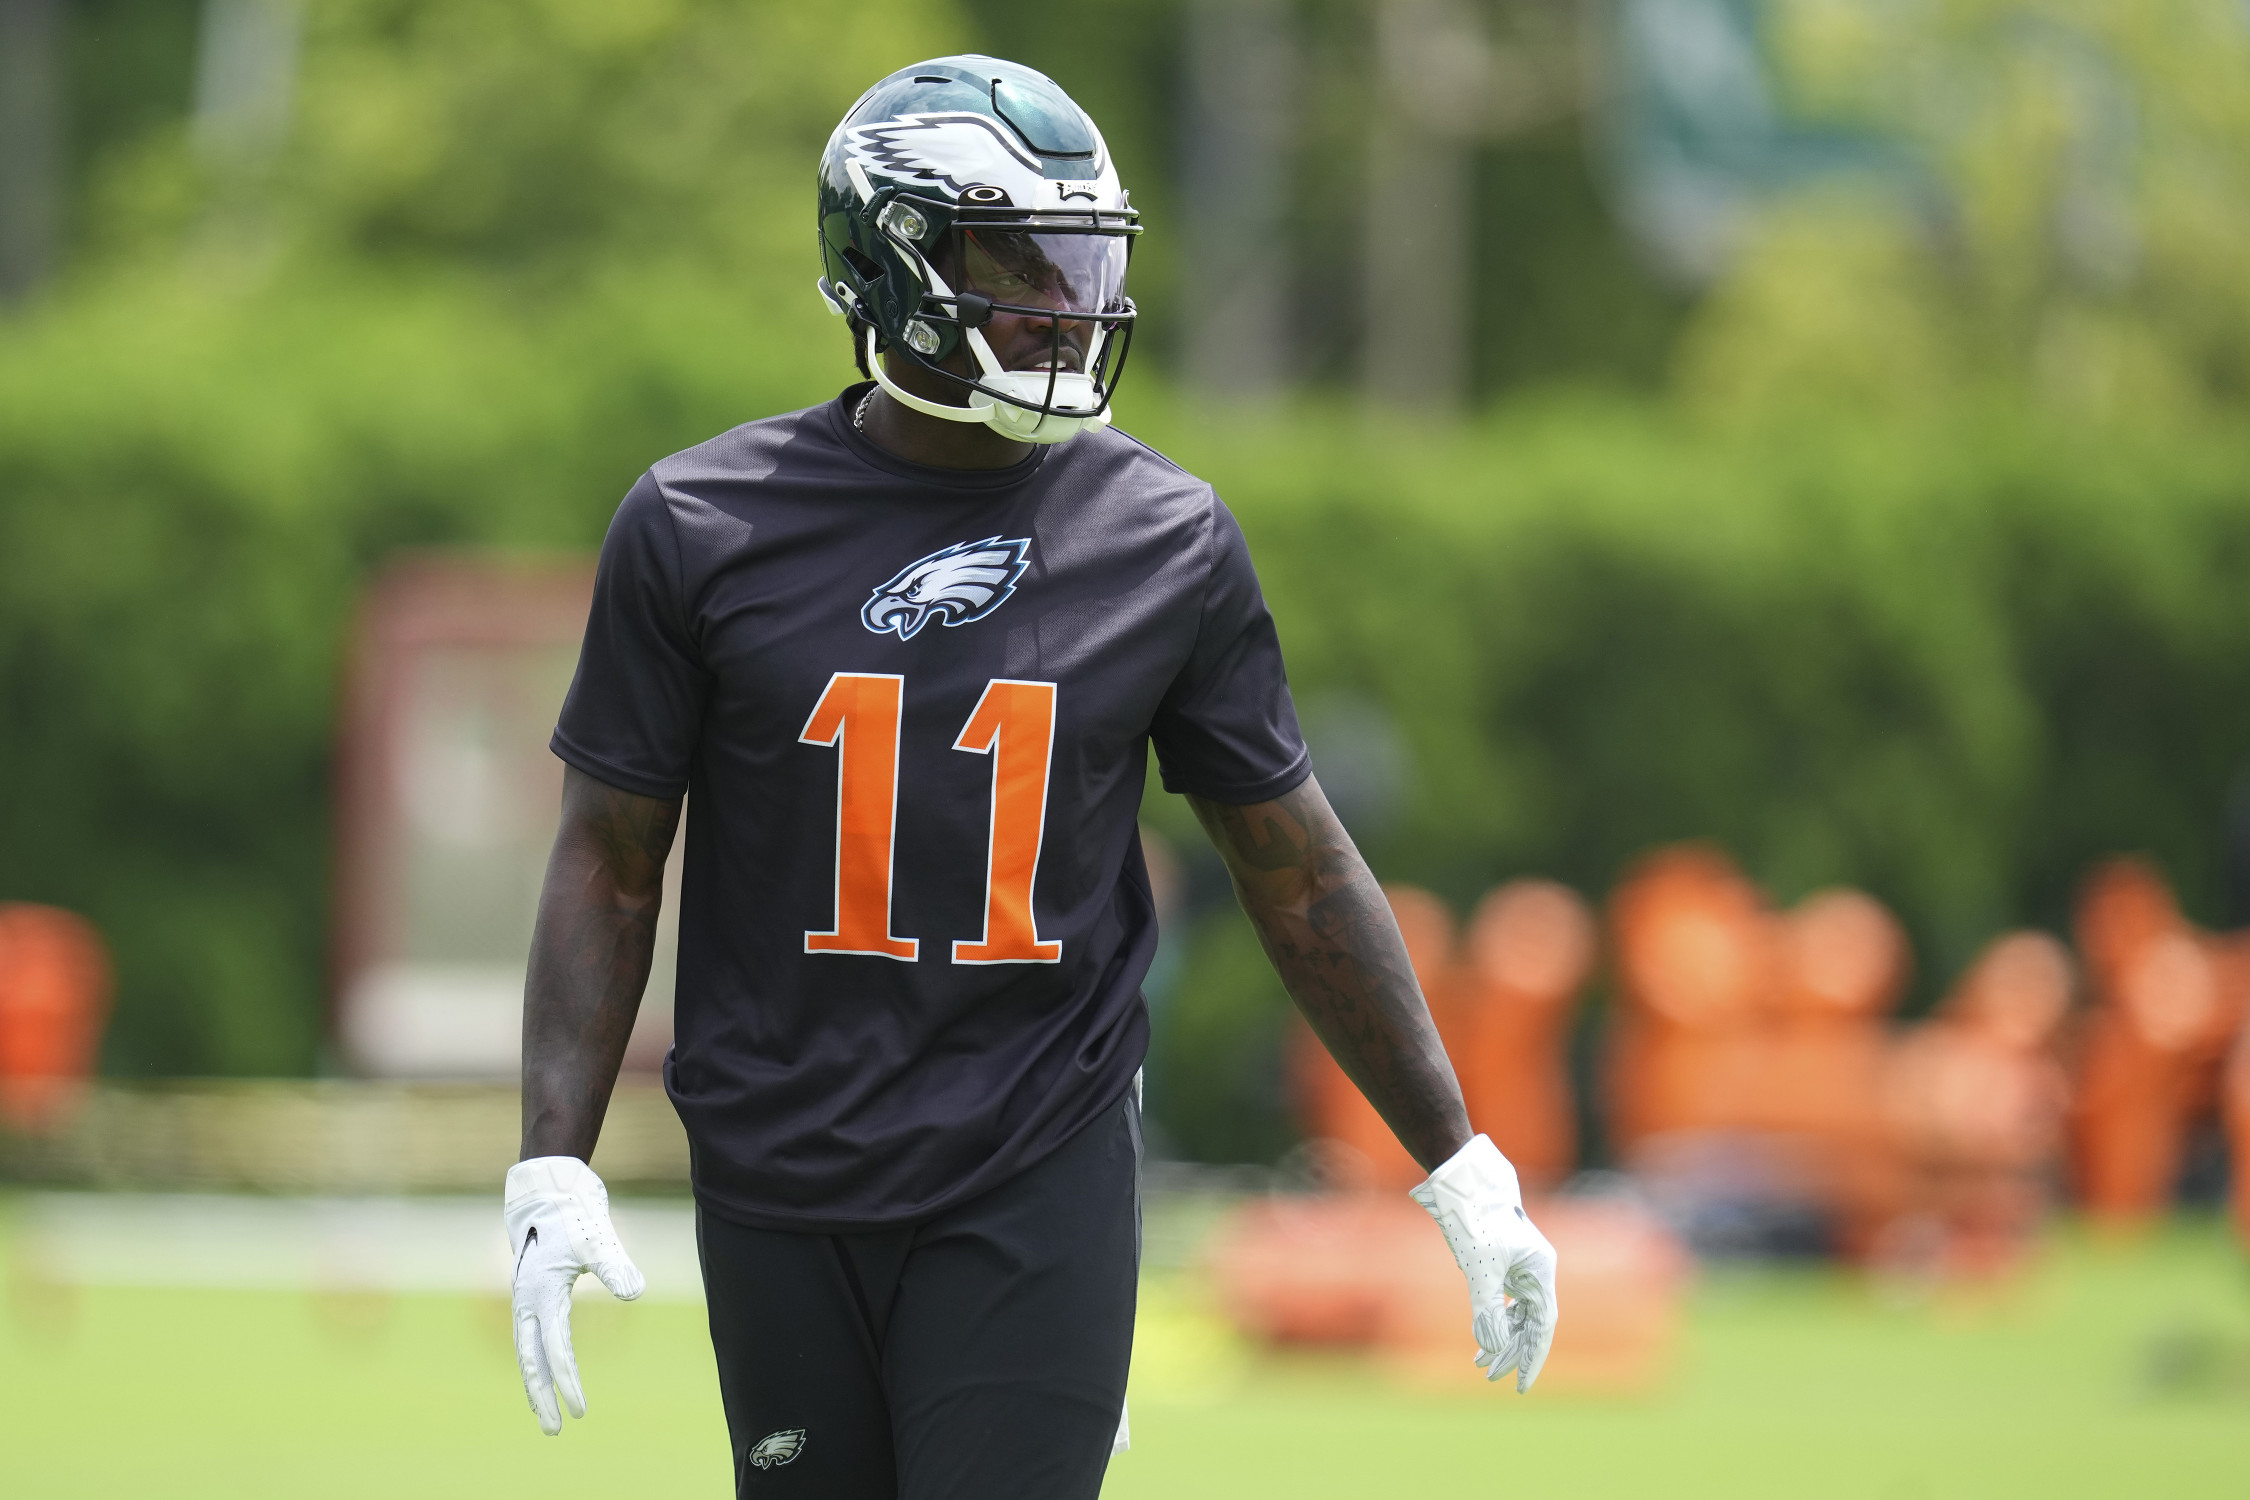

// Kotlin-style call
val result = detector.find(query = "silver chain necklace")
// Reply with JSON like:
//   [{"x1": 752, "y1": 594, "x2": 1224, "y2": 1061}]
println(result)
[{"x1": 852, "y1": 389, "x2": 876, "y2": 432}]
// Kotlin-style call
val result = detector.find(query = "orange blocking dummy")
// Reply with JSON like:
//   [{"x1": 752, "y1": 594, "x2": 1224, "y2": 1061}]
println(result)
[
  {"x1": 1604, "y1": 845, "x2": 1782, "y2": 1154},
  {"x1": 1884, "y1": 932, "x2": 2072, "y2": 1276},
  {"x1": 1766, "y1": 888, "x2": 1911, "y2": 1247},
  {"x1": 1767, "y1": 889, "x2": 1909, "y2": 1138},
  {"x1": 1289, "y1": 883, "x2": 1456, "y2": 1190},
  {"x1": 2226, "y1": 1017, "x2": 2250, "y2": 1251},
  {"x1": 0, "y1": 903, "x2": 113, "y2": 1132},
  {"x1": 1451, "y1": 880, "x2": 1594, "y2": 1191},
  {"x1": 2070, "y1": 859, "x2": 2243, "y2": 1226}
]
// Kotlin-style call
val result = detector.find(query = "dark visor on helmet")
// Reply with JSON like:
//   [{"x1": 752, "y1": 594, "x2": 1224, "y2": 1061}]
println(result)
[
  {"x1": 908, "y1": 225, "x2": 1137, "y2": 416},
  {"x1": 934, "y1": 229, "x2": 1128, "y2": 371}
]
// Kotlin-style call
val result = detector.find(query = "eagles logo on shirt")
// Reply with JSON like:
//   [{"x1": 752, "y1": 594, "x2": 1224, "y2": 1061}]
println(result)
[{"x1": 862, "y1": 536, "x2": 1031, "y2": 640}]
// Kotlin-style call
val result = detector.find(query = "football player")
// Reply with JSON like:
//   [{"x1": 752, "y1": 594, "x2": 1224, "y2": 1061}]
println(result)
[{"x1": 506, "y1": 55, "x2": 1558, "y2": 1498}]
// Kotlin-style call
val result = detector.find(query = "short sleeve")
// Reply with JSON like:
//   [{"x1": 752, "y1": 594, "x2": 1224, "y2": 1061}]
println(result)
[
  {"x1": 1149, "y1": 501, "x2": 1312, "y2": 804},
  {"x1": 551, "y1": 473, "x2": 710, "y2": 800}
]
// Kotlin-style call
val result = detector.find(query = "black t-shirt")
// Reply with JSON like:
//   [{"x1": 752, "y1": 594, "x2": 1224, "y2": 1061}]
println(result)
[{"x1": 553, "y1": 385, "x2": 1310, "y2": 1230}]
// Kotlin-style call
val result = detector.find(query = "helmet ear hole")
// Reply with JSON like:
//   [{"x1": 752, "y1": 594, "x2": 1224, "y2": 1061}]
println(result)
[
  {"x1": 904, "y1": 319, "x2": 945, "y2": 357},
  {"x1": 839, "y1": 245, "x2": 885, "y2": 283}
]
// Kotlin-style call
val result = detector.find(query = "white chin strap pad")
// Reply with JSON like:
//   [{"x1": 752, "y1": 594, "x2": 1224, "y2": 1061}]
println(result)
[
  {"x1": 977, "y1": 370, "x2": 1110, "y2": 444},
  {"x1": 865, "y1": 328, "x2": 1109, "y2": 447}
]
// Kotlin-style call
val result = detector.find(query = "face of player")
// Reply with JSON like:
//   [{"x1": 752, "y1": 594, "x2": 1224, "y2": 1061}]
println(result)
[{"x1": 939, "y1": 228, "x2": 1129, "y2": 375}]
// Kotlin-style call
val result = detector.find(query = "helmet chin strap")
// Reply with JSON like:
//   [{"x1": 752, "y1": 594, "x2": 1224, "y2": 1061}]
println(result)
[
  {"x1": 866, "y1": 327, "x2": 990, "y2": 425},
  {"x1": 863, "y1": 327, "x2": 1107, "y2": 446}
]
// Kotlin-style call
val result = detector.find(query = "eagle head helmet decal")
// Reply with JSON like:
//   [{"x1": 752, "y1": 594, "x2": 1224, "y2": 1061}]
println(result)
[
  {"x1": 862, "y1": 536, "x2": 1031, "y2": 640},
  {"x1": 747, "y1": 1428, "x2": 807, "y2": 1470},
  {"x1": 843, "y1": 113, "x2": 1067, "y2": 210}
]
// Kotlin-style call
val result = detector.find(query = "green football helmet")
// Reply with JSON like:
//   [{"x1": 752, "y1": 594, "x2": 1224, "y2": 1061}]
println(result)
[{"x1": 816, "y1": 56, "x2": 1139, "y2": 445}]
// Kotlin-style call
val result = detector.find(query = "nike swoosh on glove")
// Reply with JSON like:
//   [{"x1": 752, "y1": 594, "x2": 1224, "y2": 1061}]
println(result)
[
  {"x1": 505, "y1": 1156, "x2": 646, "y2": 1435},
  {"x1": 1409, "y1": 1133, "x2": 1560, "y2": 1392}
]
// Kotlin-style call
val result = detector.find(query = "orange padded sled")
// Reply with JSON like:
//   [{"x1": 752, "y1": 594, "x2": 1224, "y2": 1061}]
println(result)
[{"x1": 1207, "y1": 1188, "x2": 1688, "y2": 1391}]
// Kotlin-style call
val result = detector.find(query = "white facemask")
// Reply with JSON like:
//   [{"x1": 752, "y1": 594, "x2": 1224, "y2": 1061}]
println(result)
[{"x1": 857, "y1": 315, "x2": 1113, "y2": 447}]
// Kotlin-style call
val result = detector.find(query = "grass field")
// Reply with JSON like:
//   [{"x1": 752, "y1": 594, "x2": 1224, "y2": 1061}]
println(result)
[{"x1": 3, "y1": 1201, "x2": 2247, "y2": 1497}]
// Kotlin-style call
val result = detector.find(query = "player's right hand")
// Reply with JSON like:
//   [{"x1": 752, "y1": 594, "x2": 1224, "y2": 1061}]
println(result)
[
  {"x1": 505, "y1": 1156, "x2": 646, "y2": 1434},
  {"x1": 1409, "y1": 1133, "x2": 1560, "y2": 1393}
]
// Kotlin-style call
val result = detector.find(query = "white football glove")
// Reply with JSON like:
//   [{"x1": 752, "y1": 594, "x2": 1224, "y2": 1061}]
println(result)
[
  {"x1": 1409, "y1": 1133, "x2": 1559, "y2": 1392},
  {"x1": 505, "y1": 1156, "x2": 646, "y2": 1435}
]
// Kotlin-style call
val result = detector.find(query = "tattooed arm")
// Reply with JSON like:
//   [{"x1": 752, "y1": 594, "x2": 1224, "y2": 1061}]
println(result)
[
  {"x1": 1188, "y1": 774, "x2": 1472, "y2": 1172},
  {"x1": 519, "y1": 764, "x2": 683, "y2": 1162}
]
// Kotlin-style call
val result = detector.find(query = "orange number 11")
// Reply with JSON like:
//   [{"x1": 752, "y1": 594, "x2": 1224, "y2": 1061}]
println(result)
[
  {"x1": 799, "y1": 673, "x2": 918, "y2": 961},
  {"x1": 800, "y1": 673, "x2": 1061, "y2": 965},
  {"x1": 952, "y1": 679, "x2": 1063, "y2": 964}
]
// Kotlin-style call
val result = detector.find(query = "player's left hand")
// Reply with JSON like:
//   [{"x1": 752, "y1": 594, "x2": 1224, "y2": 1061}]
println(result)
[
  {"x1": 505, "y1": 1156, "x2": 646, "y2": 1434},
  {"x1": 1409, "y1": 1133, "x2": 1559, "y2": 1392}
]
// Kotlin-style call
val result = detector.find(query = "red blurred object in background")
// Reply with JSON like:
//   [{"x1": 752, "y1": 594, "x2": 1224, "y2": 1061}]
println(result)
[
  {"x1": 1454, "y1": 879, "x2": 1594, "y2": 1190},
  {"x1": 0, "y1": 903, "x2": 114, "y2": 1133},
  {"x1": 1289, "y1": 883, "x2": 1458, "y2": 1190},
  {"x1": 333, "y1": 555, "x2": 610, "y2": 1078},
  {"x1": 1883, "y1": 932, "x2": 2072, "y2": 1277},
  {"x1": 2069, "y1": 858, "x2": 2244, "y2": 1226}
]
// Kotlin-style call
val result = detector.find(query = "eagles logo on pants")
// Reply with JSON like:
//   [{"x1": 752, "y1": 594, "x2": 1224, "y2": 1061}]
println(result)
[{"x1": 748, "y1": 1428, "x2": 807, "y2": 1470}]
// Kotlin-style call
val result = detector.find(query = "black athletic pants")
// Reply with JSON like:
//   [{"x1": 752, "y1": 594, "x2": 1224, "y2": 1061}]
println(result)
[{"x1": 696, "y1": 1090, "x2": 1140, "y2": 1499}]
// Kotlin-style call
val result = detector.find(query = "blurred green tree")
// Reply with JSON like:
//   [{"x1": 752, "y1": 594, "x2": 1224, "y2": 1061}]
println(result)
[
  {"x1": 1681, "y1": 0, "x2": 2250, "y2": 425},
  {"x1": 0, "y1": 0, "x2": 964, "y2": 1075}
]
